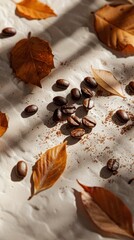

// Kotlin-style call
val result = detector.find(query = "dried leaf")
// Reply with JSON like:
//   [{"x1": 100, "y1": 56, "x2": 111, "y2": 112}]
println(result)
[
  {"x1": 0, "y1": 112, "x2": 8, "y2": 137},
  {"x1": 10, "y1": 32, "x2": 54, "y2": 87},
  {"x1": 94, "y1": 4, "x2": 134, "y2": 55},
  {"x1": 91, "y1": 66, "x2": 125, "y2": 98},
  {"x1": 78, "y1": 181, "x2": 134, "y2": 239},
  {"x1": 16, "y1": 0, "x2": 56, "y2": 20},
  {"x1": 30, "y1": 142, "x2": 67, "y2": 198}
]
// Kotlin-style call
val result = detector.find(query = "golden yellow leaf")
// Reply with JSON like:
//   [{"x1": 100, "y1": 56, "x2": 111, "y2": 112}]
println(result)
[
  {"x1": 78, "y1": 181, "x2": 134, "y2": 239},
  {"x1": 16, "y1": 0, "x2": 56, "y2": 20},
  {"x1": 10, "y1": 32, "x2": 54, "y2": 87},
  {"x1": 91, "y1": 66, "x2": 125, "y2": 98},
  {"x1": 94, "y1": 4, "x2": 134, "y2": 55},
  {"x1": 0, "y1": 112, "x2": 8, "y2": 137},
  {"x1": 30, "y1": 142, "x2": 67, "y2": 198}
]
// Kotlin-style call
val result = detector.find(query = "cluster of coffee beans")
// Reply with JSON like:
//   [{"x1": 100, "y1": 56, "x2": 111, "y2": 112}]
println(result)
[
  {"x1": 1, "y1": 27, "x2": 16, "y2": 37},
  {"x1": 52, "y1": 77, "x2": 97, "y2": 139}
]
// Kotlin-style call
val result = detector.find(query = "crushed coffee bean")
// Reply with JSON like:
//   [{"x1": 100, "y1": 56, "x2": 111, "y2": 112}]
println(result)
[{"x1": 107, "y1": 159, "x2": 119, "y2": 174}]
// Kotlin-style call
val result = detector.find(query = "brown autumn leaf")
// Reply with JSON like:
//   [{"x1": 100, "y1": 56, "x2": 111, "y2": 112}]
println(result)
[
  {"x1": 16, "y1": 0, "x2": 56, "y2": 20},
  {"x1": 94, "y1": 4, "x2": 134, "y2": 55},
  {"x1": 10, "y1": 32, "x2": 54, "y2": 87},
  {"x1": 78, "y1": 181, "x2": 134, "y2": 239},
  {"x1": 30, "y1": 142, "x2": 67, "y2": 198},
  {"x1": 0, "y1": 112, "x2": 8, "y2": 137},
  {"x1": 91, "y1": 66, "x2": 125, "y2": 98}
]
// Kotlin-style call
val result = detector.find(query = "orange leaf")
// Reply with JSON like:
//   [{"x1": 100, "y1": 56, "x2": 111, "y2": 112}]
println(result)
[
  {"x1": 16, "y1": 0, "x2": 56, "y2": 20},
  {"x1": 91, "y1": 66, "x2": 125, "y2": 98},
  {"x1": 78, "y1": 181, "x2": 134, "y2": 239},
  {"x1": 94, "y1": 4, "x2": 134, "y2": 55},
  {"x1": 10, "y1": 32, "x2": 54, "y2": 87},
  {"x1": 30, "y1": 142, "x2": 67, "y2": 198},
  {"x1": 0, "y1": 112, "x2": 8, "y2": 137}
]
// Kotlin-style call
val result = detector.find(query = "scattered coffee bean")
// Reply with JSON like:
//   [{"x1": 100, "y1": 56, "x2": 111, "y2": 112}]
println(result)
[
  {"x1": 82, "y1": 116, "x2": 96, "y2": 128},
  {"x1": 16, "y1": 161, "x2": 28, "y2": 178},
  {"x1": 67, "y1": 115, "x2": 81, "y2": 126},
  {"x1": 71, "y1": 88, "x2": 81, "y2": 100},
  {"x1": 56, "y1": 79, "x2": 70, "y2": 89},
  {"x1": 81, "y1": 87, "x2": 93, "y2": 98},
  {"x1": 107, "y1": 159, "x2": 119, "y2": 174},
  {"x1": 2, "y1": 27, "x2": 16, "y2": 37},
  {"x1": 83, "y1": 98, "x2": 94, "y2": 110},
  {"x1": 116, "y1": 109, "x2": 130, "y2": 123},
  {"x1": 53, "y1": 108, "x2": 63, "y2": 122},
  {"x1": 61, "y1": 104, "x2": 76, "y2": 115},
  {"x1": 53, "y1": 96, "x2": 68, "y2": 106},
  {"x1": 70, "y1": 128, "x2": 85, "y2": 139},
  {"x1": 128, "y1": 81, "x2": 134, "y2": 94},
  {"x1": 24, "y1": 104, "x2": 38, "y2": 114},
  {"x1": 84, "y1": 77, "x2": 98, "y2": 89}
]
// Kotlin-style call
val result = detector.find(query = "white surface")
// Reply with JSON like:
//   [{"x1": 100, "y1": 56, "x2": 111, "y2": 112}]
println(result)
[{"x1": 0, "y1": 0, "x2": 134, "y2": 240}]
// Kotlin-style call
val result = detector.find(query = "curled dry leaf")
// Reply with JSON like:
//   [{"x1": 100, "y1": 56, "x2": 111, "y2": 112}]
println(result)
[
  {"x1": 78, "y1": 181, "x2": 134, "y2": 239},
  {"x1": 30, "y1": 142, "x2": 67, "y2": 198},
  {"x1": 0, "y1": 112, "x2": 8, "y2": 137},
  {"x1": 16, "y1": 0, "x2": 56, "y2": 20},
  {"x1": 94, "y1": 4, "x2": 134, "y2": 55},
  {"x1": 91, "y1": 67, "x2": 125, "y2": 98},
  {"x1": 10, "y1": 32, "x2": 54, "y2": 87}
]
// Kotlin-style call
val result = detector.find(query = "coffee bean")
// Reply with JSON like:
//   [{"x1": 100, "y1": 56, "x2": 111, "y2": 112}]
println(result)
[
  {"x1": 107, "y1": 159, "x2": 119, "y2": 174},
  {"x1": 84, "y1": 77, "x2": 98, "y2": 89},
  {"x1": 53, "y1": 96, "x2": 68, "y2": 106},
  {"x1": 82, "y1": 116, "x2": 96, "y2": 128},
  {"x1": 61, "y1": 104, "x2": 76, "y2": 115},
  {"x1": 128, "y1": 81, "x2": 134, "y2": 94},
  {"x1": 24, "y1": 105, "x2": 38, "y2": 114},
  {"x1": 53, "y1": 108, "x2": 62, "y2": 122},
  {"x1": 70, "y1": 128, "x2": 85, "y2": 139},
  {"x1": 2, "y1": 27, "x2": 16, "y2": 37},
  {"x1": 67, "y1": 115, "x2": 81, "y2": 126},
  {"x1": 116, "y1": 109, "x2": 130, "y2": 123},
  {"x1": 71, "y1": 88, "x2": 81, "y2": 100},
  {"x1": 16, "y1": 161, "x2": 28, "y2": 178},
  {"x1": 81, "y1": 87, "x2": 93, "y2": 98},
  {"x1": 56, "y1": 79, "x2": 70, "y2": 89},
  {"x1": 83, "y1": 98, "x2": 94, "y2": 110}
]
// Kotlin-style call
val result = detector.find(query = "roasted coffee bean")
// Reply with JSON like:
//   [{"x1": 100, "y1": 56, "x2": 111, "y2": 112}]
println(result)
[
  {"x1": 116, "y1": 109, "x2": 130, "y2": 123},
  {"x1": 56, "y1": 79, "x2": 70, "y2": 89},
  {"x1": 107, "y1": 159, "x2": 119, "y2": 174},
  {"x1": 2, "y1": 27, "x2": 16, "y2": 37},
  {"x1": 16, "y1": 161, "x2": 28, "y2": 178},
  {"x1": 70, "y1": 128, "x2": 85, "y2": 139},
  {"x1": 61, "y1": 104, "x2": 76, "y2": 115},
  {"x1": 83, "y1": 98, "x2": 94, "y2": 110},
  {"x1": 84, "y1": 77, "x2": 98, "y2": 89},
  {"x1": 53, "y1": 108, "x2": 63, "y2": 122},
  {"x1": 128, "y1": 81, "x2": 134, "y2": 94},
  {"x1": 82, "y1": 116, "x2": 96, "y2": 128},
  {"x1": 53, "y1": 96, "x2": 68, "y2": 106},
  {"x1": 67, "y1": 115, "x2": 81, "y2": 126},
  {"x1": 81, "y1": 87, "x2": 93, "y2": 98},
  {"x1": 71, "y1": 88, "x2": 81, "y2": 100},
  {"x1": 24, "y1": 105, "x2": 38, "y2": 114}
]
